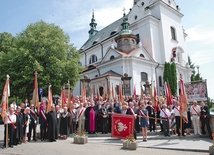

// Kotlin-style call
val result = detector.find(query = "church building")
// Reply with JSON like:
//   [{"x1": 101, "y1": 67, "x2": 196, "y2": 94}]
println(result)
[{"x1": 73, "y1": 0, "x2": 192, "y2": 98}]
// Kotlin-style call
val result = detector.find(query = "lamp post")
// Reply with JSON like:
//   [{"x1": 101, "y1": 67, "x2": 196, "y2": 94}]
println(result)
[
  {"x1": 121, "y1": 73, "x2": 132, "y2": 96},
  {"x1": 195, "y1": 65, "x2": 200, "y2": 75}
]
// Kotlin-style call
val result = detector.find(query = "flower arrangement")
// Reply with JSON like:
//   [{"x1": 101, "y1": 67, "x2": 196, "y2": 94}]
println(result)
[
  {"x1": 76, "y1": 130, "x2": 86, "y2": 137},
  {"x1": 124, "y1": 134, "x2": 136, "y2": 143}
]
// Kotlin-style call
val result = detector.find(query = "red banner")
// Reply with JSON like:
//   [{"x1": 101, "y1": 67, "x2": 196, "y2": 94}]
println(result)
[{"x1": 111, "y1": 113, "x2": 134, "y2": 139}]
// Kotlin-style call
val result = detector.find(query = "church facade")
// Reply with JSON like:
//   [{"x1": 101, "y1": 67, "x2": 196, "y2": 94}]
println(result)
[{"x1": 73, "y1": 0, "x2": 192, "y2": 98}]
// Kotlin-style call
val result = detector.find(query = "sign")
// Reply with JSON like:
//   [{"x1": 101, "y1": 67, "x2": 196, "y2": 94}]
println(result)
[
  {"x1": 184, "y1": 80, "x2": 208, "y2": 102},
  {"x1": 111, "y1": 113, "x2": 134, "y2": 139},
  {"x1": 39, "y1": 88, "x2": 43, "y2": 95}
]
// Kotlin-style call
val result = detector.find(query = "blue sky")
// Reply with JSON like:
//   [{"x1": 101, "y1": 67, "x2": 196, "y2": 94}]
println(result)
[{"x1": 0, "y1": 0, "x2": 213, "y2": 100}]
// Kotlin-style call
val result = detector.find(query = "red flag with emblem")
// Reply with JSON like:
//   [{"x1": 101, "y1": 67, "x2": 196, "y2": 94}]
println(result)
[{"x1": 111, "y1": 113, "x2": 134, "y2": 139}]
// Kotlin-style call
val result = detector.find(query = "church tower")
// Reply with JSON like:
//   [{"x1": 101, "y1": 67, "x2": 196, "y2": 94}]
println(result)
[
  {"x1": 115, "y1": 13, "x2": 137, "y2": 53},
  {"x1": 88, "y1": 11, "x2": 98, "y2": 39}
]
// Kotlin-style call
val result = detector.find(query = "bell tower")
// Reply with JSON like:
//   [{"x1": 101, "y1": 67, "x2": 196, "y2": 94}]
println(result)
[
  {"x1": 88, "y1": 11, "x2": 98, "y2": 39},
  {"x1": 115, "y1": 12, "x2": 137, "y2": 53}
]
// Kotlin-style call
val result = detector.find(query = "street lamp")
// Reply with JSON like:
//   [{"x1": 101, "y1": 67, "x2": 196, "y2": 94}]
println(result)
[{"x1": 195, "y1": 65, "x2": 200, "y2": 75}]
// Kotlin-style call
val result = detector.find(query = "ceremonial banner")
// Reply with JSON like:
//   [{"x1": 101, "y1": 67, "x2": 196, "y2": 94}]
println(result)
[
  {"x1": 46, "y1": 85, "x2": 53, "y2": 113},
  {"x1": 1, "y1": 75, "x2": 10, "y2": 120},
  {"x1": 32, "y1": 72, "x2": 39, "y2": 113},
  {"x1": 179, "y1": 79, "x2": 188, "y2": 123},
  {"x1": 111, "y1": 113, "x2": 134, "y2": 139}
]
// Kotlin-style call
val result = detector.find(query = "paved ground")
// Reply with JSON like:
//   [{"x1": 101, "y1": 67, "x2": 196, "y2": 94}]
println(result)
[{"x1": 0, "y1": 124, "x2": 212, "y2": 155}]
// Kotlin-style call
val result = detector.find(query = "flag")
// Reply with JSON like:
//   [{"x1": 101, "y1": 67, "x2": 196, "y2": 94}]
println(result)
[
  {"x1": 1, "y1": 75, "x2": 10, "y2": 120},
  {"x1": 119, "y1": 84, "x2": 124, "y2": 104},
  {"x1": 82, "y1": 85, "x2": 86, "y2": 103},
  {"x1": 133, "y1": 84, "x2": 136, "y2": 98},
  {"x1": 111, "y1": 113, "x2": 134, "y2": 139},
  {"x1": 32, "y1": 72, "x2": 39, "y2": 113},
  {"x1": 154, "y1": 85, "x2": 158, "y2": 112},
  {"x1": 112, "y1": 83, "x2": 115, "y2": 101},
  {"x1": 179, "y1": 79, "x2": 188, "y2": 123},
  {"x1": 164, "y1": 82, "x2": 172, "y2": 105},
  {"x1": 97, "y1": 86, "x2": 100, "y2": 101},
  {"x1": 67, "y1": 82, "x2": 71, "y2": 110},
  {"x1": 108, "y1": 82, "x2": 113, "y2": 101},
  {"x1": 46, "y1": 85, "x2": 53, "y2": 113},
  {"x1": 61, "y1": 87, "x2": 67, "y2": 105}
]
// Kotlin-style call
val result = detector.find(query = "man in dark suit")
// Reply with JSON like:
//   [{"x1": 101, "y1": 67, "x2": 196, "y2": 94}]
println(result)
[
  {"x1": 39, "y1": 105, "x2": 47, "y2": 141},
  {"x1": 200, "y1": 101, "x2": 212, "y2": 139},
  {"x1": 146, "y1": 101, "x2": 156, "y2": 132}
]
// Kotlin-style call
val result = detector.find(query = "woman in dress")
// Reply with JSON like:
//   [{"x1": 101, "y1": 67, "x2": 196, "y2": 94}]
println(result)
[
  {"x1": 139, "y1": 103, "x2": 149, "y2": 142},
  {"x1": 23, "y1": 107, "x2": 30, "y2": 143}
]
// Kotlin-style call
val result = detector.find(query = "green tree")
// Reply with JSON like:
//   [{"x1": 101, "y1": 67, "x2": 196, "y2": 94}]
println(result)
[
  {"x1": 0, "y1": 21, "x2": 82, "y2": 101},
  {"x1": 188, "y1": 55, "x2": 202, "y2": 81},
  {"x1": 170, "y1": 62, "x2": 177, "y2": 96},
  {"x1": 163, "y1": 62, "x2": 177, "y2": 96}
]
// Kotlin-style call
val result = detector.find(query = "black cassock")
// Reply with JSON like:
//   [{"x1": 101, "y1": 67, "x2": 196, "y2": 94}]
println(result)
[
  {"x1": 47, "y1": 110, "x2": 57, "y2": 141},
  {"x1": 59, "y1": 112, "x2": 71, "y2": 135}
]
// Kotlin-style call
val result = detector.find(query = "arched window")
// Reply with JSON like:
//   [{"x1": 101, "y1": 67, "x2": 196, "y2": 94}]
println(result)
[
  {"x1": 110, "y1": 55, "x2": 115, "y2": 60},
  {"x1": 139, "y1": 54, "x2": 145, "y2": 58},
  {"x1": 89, "y1": 55, "x2": 97, "y2": 64},
  {"x1": 159, "y1": 76, "x2": 163, "y2": 87},
  {"x1": 141, "y1": 72, "x2": 148, "y2": 82},
  {"x1": 170, "y1": 26, "x2": 177, "y2": 40}
]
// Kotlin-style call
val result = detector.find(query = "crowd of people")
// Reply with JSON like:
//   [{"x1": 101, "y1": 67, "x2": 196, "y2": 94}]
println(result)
[{"x1": 2, "y1": 94, "x2": 212, "y2": 149}]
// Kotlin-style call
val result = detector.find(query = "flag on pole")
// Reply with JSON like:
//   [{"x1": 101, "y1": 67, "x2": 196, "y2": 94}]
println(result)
[
  {"x1": 67, "y1": 81, "x2": 71, "y2": 110},
  {"x1": 97, "y1": 86, "x2": 100, "y2": 101},
  {"x1": 164, "y1": 82, "x2": 172, "y2": 105},
  {"x1": 112, "y1": 83, "x2": 115, "y2": 101},
  {"x1": 179, "y1": 79, "x2": 188, "y2": 123},
  {"x1": 32, "y1": 72, "x2": 39, "y2": 114},
  {"x1": 61, "y1": 87, "x2": 67, "y2": 105},
  {"x1": 119, "y1": 84, "x2": 124, "y2": 104},
  {"x1": 82, "y1": 85, "x2": 86, "y2": 103},
  {"x1": 154, "y1": 85, "x2": 158, "y2": 112},
  {"x1": 133, "y1": 84, "x2": 136, "y2": 98},
  {"x1": 1, "y1": 75, "x2": 10, "y2": 120},
  {"x1": 46, "y1": 85, "x2": 53, "y2": 113},
  {"x1": 108, "y1": 82, "x2": 113, "y2": 102}
]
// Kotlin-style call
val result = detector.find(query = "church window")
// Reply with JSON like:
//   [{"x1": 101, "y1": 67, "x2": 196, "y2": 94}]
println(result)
[
  {"x1": 170, "y1": 26, "x2": 177, "y2": 40},
  {"x1": 110, "y1": 55, "x2": 115, "y2": 60},
  {"x1": 141, "y1": 72, "x2": 148, "y2": 82},
  {"x1": 135, "y1": 34, "x2": 140, "y2": 44},
  {"x1": 110, "y1": 31, "x2": 117, "y2": 36},
  {"x1": 140, "y1": 54, "x2": 145, "y2": 58},
  {"x1": 93, "y1": 41, "x2": 98, "y2": 45},
  {"x1": 89, "y1": 55, "x2": 97, "y2": 64},
  {"x1": 124, "y1": 39, "x2": 129, "y2": 44},
  {"x1": 135, "y1": 15, "x2": 138, "y2": 20},
  {"x1": 159, "y1": 76, "x2": 163, "y2": 87}
]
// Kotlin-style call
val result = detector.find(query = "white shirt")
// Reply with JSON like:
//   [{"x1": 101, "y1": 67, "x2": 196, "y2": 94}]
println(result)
[
  {"x1": 4, "y1": 113, "x2": 16, "y2": 124},
  {"x1": 174, "y1": 106, "x2": 180, "y2": 116},
  {"x1": 190, "y1": 105, "x2": 201, "y2": 115},
  {"x1": 160, "y1": 108, "x2": 171, "y2": 118}
]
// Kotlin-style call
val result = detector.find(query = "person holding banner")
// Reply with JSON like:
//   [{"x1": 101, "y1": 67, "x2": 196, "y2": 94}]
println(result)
[
  {"x1": 160, "y1": 104, "x2": 171, "y2": 137},
  {"x1": 190, "y1": 100, "x2": 202, "y2": 136},
  {"x1": 2, "y1": 107, "x2": 16, "y2": 149},
  {"x1": 139, "y1": 103, "x2": 149, "y2": 142}
]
